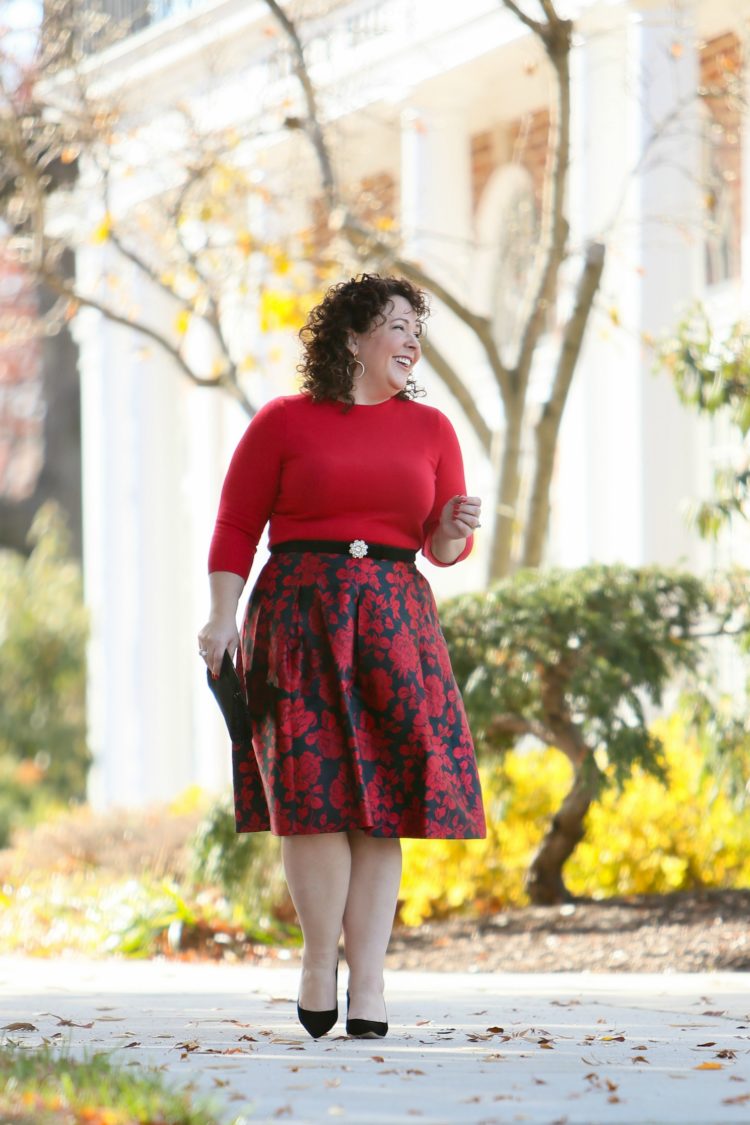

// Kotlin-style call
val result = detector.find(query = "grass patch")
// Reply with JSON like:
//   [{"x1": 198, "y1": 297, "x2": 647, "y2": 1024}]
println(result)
[{"x1": 0, "y1": 1045, "x2": 242, "y2": 1124}]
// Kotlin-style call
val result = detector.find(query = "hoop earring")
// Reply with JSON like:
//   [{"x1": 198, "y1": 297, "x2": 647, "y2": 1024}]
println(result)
[{"x1": 349, "y1": 358, "x2": 365, "y2": 379}]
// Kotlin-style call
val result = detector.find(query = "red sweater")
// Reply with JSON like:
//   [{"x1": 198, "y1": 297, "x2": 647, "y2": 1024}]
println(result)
[{"x1": 208, "y1": 394, "x2": 473, "y2": 580}]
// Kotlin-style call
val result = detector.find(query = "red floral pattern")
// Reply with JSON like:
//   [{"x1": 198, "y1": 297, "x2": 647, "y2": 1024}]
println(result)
[{"x1": 231, "y1": 553, "x2": 486, "y2": 839}]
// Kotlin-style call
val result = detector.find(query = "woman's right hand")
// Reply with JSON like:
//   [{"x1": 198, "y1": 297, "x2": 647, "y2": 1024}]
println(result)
[
  {"x1": 197, "y1": 617, "x2": 240, "y2": 679},
  {"x1": 199, "y1": 571, "x2": 246, "y2": 677}
]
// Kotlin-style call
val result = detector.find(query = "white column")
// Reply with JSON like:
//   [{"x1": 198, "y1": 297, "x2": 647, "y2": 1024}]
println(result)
[
  {"x1": 743, "y1": 22, "x2": 750, "y2": 312},
  {"x1": 77, "y1": 249, "x2": 203, "y2": 808},
  {"x1": 399, "y1": 99, "x2": 491, "y2": 597},
  {"x1": 635, "y1": 0, "x2": 702, "y2": 566},
  {"x1": 186, "y1": 384, "x2": 245, "y2": 796},
  {"x1": 400, "y1": 104, "x2": 473, "y2": 290},
  {"x1": 557, "y1": 0, "x2": 701, "y2": 569}
]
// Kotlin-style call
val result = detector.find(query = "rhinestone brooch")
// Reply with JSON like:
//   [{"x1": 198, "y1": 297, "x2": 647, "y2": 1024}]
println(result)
[{"x1": 349, "y1": 539, "x2": 369, "y2": 559}]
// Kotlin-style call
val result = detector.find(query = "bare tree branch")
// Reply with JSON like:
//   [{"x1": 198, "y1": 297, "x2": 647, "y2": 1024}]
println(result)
[
  {"x1": 537, "y1": 0, "x2": 562, "y2": 26},
  {"x1": 259, "y1": 0, "x2": 514, "y2": 427},
  {"x1": 420, "y1": 336, "x2": 494, "y2": 455},
  {"x1": 261, "y1": 0, "x2": 337, "y2": 210},
  {"x1": 40, "y1": 266, "x2": 254, "y2": 413},
  {"x1": 98, "y1": 155, "x2": 246, "y2": 405},
  {"x1": 513, "y1": 15, "x2": 573, "y2": 397},
  {"x1": 500, "y1": 0, "x2": 545, "y2": 37}
]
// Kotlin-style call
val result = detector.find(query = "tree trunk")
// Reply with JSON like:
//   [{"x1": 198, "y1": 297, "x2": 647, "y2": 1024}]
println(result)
[
  {"x1": 525, "y1": 763, "x2": 597, "y2": 905},
  {"x1": 488, "y1": 401, "x2": 523, "y2": 581},
  {"x1": 0, "y1": 257, "x2": 82, "y2": 558}
]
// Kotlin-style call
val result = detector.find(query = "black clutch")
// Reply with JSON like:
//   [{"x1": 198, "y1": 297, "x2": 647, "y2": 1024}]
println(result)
[{"x1": 206, "y1": 650, "x2": 252, "y2": 744}]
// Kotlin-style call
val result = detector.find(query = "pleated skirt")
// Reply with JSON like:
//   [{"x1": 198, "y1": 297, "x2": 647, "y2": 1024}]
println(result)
[{"x1": 231, "y1": 551, "x2": 486, "y2": 839}]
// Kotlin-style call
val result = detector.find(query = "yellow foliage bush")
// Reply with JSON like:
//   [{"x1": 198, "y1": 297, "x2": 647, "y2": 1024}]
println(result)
[{"x1": 398, "y1": 716, "x2": 750, "y2": 927}]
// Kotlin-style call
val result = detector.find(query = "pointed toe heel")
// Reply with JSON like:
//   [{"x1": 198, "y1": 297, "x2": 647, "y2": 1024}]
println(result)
[
  {"x1": 297, "y1": 965, "x2": 339, "y2": 1039},
  {"x1": 297, "y1": 1001, "x2": 339, "y2": 1039},
  {"x1": 345, "y1": 990, "x2": 388, "y2": 1039}
]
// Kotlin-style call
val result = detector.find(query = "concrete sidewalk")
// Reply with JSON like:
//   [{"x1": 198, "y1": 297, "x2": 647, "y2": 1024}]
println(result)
[{"x1": 1, "y1": 957, "x2": 749, "y2": 1125}]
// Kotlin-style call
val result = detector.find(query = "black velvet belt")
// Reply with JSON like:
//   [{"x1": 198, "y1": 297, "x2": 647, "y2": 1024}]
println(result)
[{"x1": 270, "y1": 538, "x2": 416, "y2": 563}]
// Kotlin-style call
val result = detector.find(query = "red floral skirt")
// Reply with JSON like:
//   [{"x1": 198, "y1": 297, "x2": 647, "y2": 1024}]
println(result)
[{"x1": 231, "y1": 551, "x2": 486, "y2": 839}]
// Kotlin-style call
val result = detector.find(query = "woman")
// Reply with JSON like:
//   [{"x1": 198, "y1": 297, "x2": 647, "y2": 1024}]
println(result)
[{"x1": 198, "y1": 274, "x2": 485, "y2": 1041}]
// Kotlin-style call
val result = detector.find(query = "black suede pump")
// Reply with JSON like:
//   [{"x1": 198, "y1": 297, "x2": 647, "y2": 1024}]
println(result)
[
  {"x1": 296, "y1": 966, "x2": 339, "y2": 1039},
  {"x1": 345, "y1": 990, "x2": 388, "y2": 1039}
]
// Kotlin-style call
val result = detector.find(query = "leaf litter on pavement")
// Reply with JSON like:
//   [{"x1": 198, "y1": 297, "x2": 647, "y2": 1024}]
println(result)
[{"x1": 3, "y1": 992, "x2": 750, "y2": 1124}]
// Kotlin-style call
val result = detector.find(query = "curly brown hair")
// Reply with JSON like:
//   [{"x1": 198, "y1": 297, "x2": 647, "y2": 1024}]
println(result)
[{"x1": 298, "y1": 274, "x2": 429, "y2": 404}]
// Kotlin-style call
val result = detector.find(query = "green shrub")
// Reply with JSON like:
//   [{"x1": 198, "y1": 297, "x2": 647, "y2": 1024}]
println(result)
[
  {"x1": 439, "y1": 564, "x2": 750, "y2": 902},
  {"x1": 0, "y1": 504, "x2": 89, "y2": 845},
  {"x1": 189, "y1": 792, "x2": 289, "y2": 919},
  {"x1": 399, "y1": 715, "x2": 750, "y2": 925}
]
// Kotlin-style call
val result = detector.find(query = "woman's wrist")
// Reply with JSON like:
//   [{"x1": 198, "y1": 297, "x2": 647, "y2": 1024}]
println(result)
[
  {"x1": 430, "y1": 528, "x2": 467, "y2": 565},
  {"x1": 208, "y1": 571, "x2": 245, "y2": 619}
]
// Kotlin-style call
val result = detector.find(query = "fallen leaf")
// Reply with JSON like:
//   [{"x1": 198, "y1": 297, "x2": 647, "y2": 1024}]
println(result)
[
  {"x1": 632, "y1": 1056, "x2": 650, "y2": 1064},
  {"x1": 176, "y1": 1041, "x2": 200, "y2": 1052},
  {"x1": 1, "y1": 1022, "x2": 37, "y2": 1032},
  {"x1": 371, "y1": 1056, "x2": 385, "y2": 1063},
  {"x1": 486, "y1": 1026, "x2": 504, "y2": 1034},
  {"x1": 601, "y1": 1035, "x2": 626, "y2": 1042},
  {"x1": 723, "y1": 1094, "x2": 750, "y2": 1106},
  {"x1": 703, "y1": 1011, "x2": 726, "y2": 1017},
  {"x1": 697, "y1": 1042, "x2": 717, "y2": 1047},
  {"x1": 43, "y1": 1014, "x2": 94, "y2": 1029},
  {"x1": 695, "y1": 1062, "x2": 723, "y2": 1071},
  {"x1": 716, "y1": 1049, "x2": 737, "y2": 1060},
  {"x1": 273, "y1": 1108, "x2": 293, "y2": 1118}
]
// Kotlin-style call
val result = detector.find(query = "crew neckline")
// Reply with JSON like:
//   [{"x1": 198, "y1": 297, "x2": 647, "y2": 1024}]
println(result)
[{"x1": 349, "y1": 395, "x2": 400, "y2": 408}]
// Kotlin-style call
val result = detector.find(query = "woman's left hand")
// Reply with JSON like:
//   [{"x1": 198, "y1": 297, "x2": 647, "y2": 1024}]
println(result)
[{"x1": 439, "y1": 494, "x2": 482, "y2": 541}]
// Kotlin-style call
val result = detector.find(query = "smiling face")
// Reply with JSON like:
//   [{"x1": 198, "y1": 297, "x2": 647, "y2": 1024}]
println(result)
[{"x1": 349, "y1": 295, "x2": 422, "y2": 404}]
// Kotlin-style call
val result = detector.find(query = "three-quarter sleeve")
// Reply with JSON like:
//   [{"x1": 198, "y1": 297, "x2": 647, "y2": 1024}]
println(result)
[
  {"x1": 422, "y1": 411, "x2": 474, "y2": 567},
  {"x1": 208, "y1": 398, "x2": 287, "y2": 580}
]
